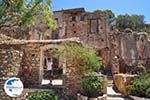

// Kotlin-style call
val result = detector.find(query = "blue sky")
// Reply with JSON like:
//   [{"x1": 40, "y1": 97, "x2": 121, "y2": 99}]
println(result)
[{"x1": 52, "y1": 0, "x2": 150, "y2": 24}]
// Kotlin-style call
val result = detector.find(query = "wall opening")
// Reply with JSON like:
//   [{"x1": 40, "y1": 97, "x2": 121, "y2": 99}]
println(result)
[
  {"x1": 72, "y1": 16, "x2": 76, "y2": 21},
  {"x1": 41, "y1": 48, "x2": 64, "y2": 86},
  {"x1": 89, "y1": 19, "x2": 99, "y2": 33}
]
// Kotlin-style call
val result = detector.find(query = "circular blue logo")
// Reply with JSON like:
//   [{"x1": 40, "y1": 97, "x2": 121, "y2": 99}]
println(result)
[{"x1": 4, "y1": 77, "x2": 24, "y2": 97}]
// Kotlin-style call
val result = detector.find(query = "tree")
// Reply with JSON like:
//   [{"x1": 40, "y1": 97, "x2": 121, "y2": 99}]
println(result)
[
  {"x1": 143, "y1": 24, "x2": 150, "y2": 33},
  {"x1": 93, "y1": 9, "x2": 150, "y2": 33},
  {"x1": 115, "y1": 14, "x2": 145, "y2": 31},
  {"x1": 0, "y1": 0, "x2": 56, "y2": 30},
  {"x1": 94, "y1": 9, "x2": 115, "y2": 19}
]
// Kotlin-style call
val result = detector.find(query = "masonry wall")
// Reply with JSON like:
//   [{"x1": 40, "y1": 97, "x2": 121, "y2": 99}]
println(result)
[
  {"x1": 0, "y1": 45, "x2": 39, "y2": 88},
  {"x1": 136, "y1": 32, "x2": 150, "y2": 69},
  {"x1": 0, "y1": 34, "x2": 79, "y2": 99},
  {"x1": 0, "y1": 26, "x2": 29, "y2": 39},
  {"x1": 0, "y1": 45, "x2": 23, "y2": 88},
  {"x1": 53, "y1": 8, "x2": 110, "y2": 49},
  {"x1": 109, "y1": 30, "x2": 150, "y2": 74},
  {"x1": 19, "y1": 44, "x2": 41, "y2": 87}
]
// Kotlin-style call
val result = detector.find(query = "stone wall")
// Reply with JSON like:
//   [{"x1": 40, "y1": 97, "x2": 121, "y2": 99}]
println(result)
[
  {"x1": 0, "y1": 34, "x2": 83, "y2": 99},
  {"x1": 0, "y1": 26, "x2": 29, "y2": 39},
  {"x1": 0, "y1": 24, "x2": 51, "y2": 40},
  {"x1": 0, "y1": 46, "x2": 23, "y2": 88},
  {"x1": 0, "y1": 41, "x2": 41, "y2": 88},
  {"x1": 109, "y1": 30, "x2": 150, "y2": 74},
  {"x1": 1, "y1": 8, "x2": 150, "y2": 98},
  {"x1": 0, "y1": 35, "x2": 46, "y2": 87},
  {"x1": 19, "y1": 44, "x2": 41, "y2": 87},
  {"x1": 113, "y1": 74, "x2": 137, "y2": 95},
  {"x1": 136, "y1": 32, "x2": 150, "y2": 69},
  {"x1": 0, "y1": 8, "x2": 111, "y2": 49},
  {"x1": 53, "y1": 8, "x2": 110, "y2": 49}
]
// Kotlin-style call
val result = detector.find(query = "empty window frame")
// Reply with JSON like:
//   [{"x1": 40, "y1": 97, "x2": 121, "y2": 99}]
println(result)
[
  {"x1": 55, "y1": 18, "x2": 59, "y2": 24},
  {"x1": 51, "y1": 32, "x2": 59, "y2": 39},
  {"x1": 89, "y1": 19, "x2": 99, "y2": 33},
  {"x1": 72, "y1": 16, "x2": 76, "y2": 21}
]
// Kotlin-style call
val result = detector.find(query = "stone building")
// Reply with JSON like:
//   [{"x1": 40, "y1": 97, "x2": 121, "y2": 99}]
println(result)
[
  {"x1": 1, "y1": 8, "x2": 150, "y2": 76},
  {"x1": 0, "y1": 33, "x2": 86, "y2": 99},
  {"x1": 52, "y1": 8, "x2": 150, "y2": 74},
  {"x1": 1, "y1": 7, "x2": 150, "y2": 99},
  {"x1": 0, "y1": 8, "x2": 112, "y2": 99},
  {"x1": 0, "y1": 33, "x2": 80, "y2": 88},
  {"x1": 52, "y1": 8, "x2": 110, "y2": 49},
  {"x1": 109, "y1": 29, "x2": 150, "y2": 74},
  {"x1": 51, "y1": 8, "x2": 112, "y2": 73}
]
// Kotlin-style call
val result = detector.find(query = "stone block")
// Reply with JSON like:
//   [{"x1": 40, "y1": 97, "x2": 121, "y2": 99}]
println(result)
[{"x1": 113, "y1": 73, "x2": 137, "y2": 95}]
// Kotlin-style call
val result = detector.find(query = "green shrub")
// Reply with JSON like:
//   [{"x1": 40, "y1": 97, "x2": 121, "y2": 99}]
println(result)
[
  {"x1": 128, "y1": 73, "x2": 150, "y2": 98},
  {"x1": 81, "y1": 76, "x2": 105, "y2": 97},
  {"x1": 146, "y1": 88, "x2": 150, "y2": 97},
  {"x1": 57, "y1": 42, "x2": 101, "y2": 75},
  {"x1": 28, "y1": 91, "x2": 57, "y2": 100}
]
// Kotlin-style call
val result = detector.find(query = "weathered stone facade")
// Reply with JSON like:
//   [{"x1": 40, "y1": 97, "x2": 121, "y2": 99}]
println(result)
[
  {"x1": 113, "y1": 74, "x2": 137, "y2": 95},
  {"x1": 109, "y1": 29, "x2": 150, "y2": 74},
  {"x1": 0, "y1": 26, "x2": 29, "y2": 39},
  {"x1": 0, "y1": 33, "x2": 81, "y2": 99},
  {"x1": 0, "y1": 24, "x2": 51, "y2": 40},
  {"x1": 53, "y1": 8, "x2": 110, "y2": 49},
  {"x1": 1, "y1": 7, "x2": 150, "y2": 99},
  {"x1": 0, "y1": 35, "x2": 79, "y2": 85},
  {"x1": 52, "y1": 8, "x2": 150, "y2": 74}
]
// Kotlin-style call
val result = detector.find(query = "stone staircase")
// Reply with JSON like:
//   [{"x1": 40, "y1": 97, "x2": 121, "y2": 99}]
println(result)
[
  {"x1": 106, "y1": 77, "x2": 125, "y2": 100},
  {"x1": 107, "y1": 86, "x2": 125, "y2": 100}
]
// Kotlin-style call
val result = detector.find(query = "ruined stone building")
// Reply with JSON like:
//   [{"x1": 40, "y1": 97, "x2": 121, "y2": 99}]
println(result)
[
  {"x1": 51, "y1": 8, "x2": 112, "y2": 73},
  {"x1": 1, "y1": 8, "x2": 150, "y2": 78},
  {"x1": 51, "y1": 8, "x2": 150, "y2": 74},
  {"x1": 0, "y1": 33, "x2": 84, "y2": 99},
  {"x1": 0, "y1": 8, "x2": 111, "y2": 59},
  {"x1": 0, "y1": 8, "x2": 112, "y2": 99},
  {"x1": 52, "y1": 8, "x2": 110, "y2": 49},
  {"x1": 109, "y1": 30, "x2": 150, "y2": 74},
  {"x1": 0, "y1": 33, "x2": 82, "y2": 89},
  {"x1": 0, "y1": 8, "x2": 150, "y2": 99}
]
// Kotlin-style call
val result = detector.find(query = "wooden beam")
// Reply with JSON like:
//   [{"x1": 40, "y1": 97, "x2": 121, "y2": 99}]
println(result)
[{"x1": 0, "y1": 37, "x2": 80, "y2": 45}]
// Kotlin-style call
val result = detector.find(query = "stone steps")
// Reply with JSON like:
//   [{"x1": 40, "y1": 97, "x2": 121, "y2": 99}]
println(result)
[
  {"x1": 107, "y1": 86, "x2": 122, "y2": 97},
  {"x1": 107, "y1": 97, "x2": 125, "y2": 100},
  {"x1": 107, "y1": 87, "x2": 125, "y2": 100},
  {"x1": 107, "y1": 82, "x2": 113, "y2": 87},
  {"x1": 107, "y1": 79, "x2": 126, "y2": 100}
]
